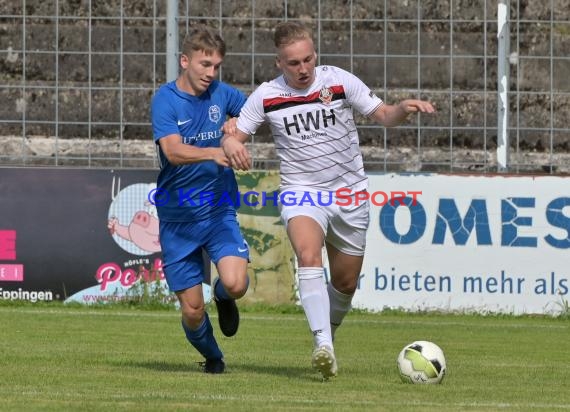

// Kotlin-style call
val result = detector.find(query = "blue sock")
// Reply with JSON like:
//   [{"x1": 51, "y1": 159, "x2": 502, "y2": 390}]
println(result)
[
  {"x1": 214, "y1": 278, "x2": 232, "y2": 301},
  {"x1": 181, "y1": 313, "x2": 223, "y2": 360},
  {"x1": 214, "y1": 275, "x2": 249, "y2": 301}
]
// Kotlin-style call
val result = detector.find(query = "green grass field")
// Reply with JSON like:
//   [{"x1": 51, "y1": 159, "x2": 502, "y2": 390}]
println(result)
[{"x1": 0, "y1": 302, "x2": 568, "y2": 411}]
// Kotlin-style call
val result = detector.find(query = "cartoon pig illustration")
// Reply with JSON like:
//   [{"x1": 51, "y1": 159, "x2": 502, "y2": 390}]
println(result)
[{"x1": 108, "y1": 209, "x2": 161, "y2": 253}]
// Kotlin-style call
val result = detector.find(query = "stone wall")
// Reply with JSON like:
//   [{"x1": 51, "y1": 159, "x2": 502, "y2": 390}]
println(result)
[{"x1": 1, "y1": 0, "x2": 569, "y2": 171}]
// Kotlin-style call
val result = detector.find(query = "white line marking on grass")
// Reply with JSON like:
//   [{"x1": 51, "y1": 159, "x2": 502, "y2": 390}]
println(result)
[
  {"x1": 454, "y1": 402, "x2": 570, "y2": 410},
  {"x1": 15, "y1": 390, "x2": 570, "y2": 410},
  {"x1": 187, "y1": 393, "x2": 373, "y2": 406},
  {"x1": 106, "y1": 392, "x2": 570, "y2": 410},
  {"x1": 0, "y1": 307, "x2": 179, "y2": 318},
  {"x1": 1, "y1": 308, "x2": 568, "y2": 330},
  {"x1": 242, "y1": 315, "x2": 570, "y2": 330},
  {"x1": 372, "y1": 401, "x2": 570, "y2": 410}
]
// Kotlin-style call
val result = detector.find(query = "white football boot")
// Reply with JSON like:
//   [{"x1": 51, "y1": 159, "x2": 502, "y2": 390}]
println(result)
[{"x1": 311, "y1": 345, "x2": 338, "y2": 379}]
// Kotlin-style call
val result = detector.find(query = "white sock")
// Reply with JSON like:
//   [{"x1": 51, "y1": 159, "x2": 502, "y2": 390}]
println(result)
[
  {"x1": 298, "y1": 267, "x2": 333, "y2": 349},
  {"x1": 328, "y1": 282, "x2": 353, "y2": 340}
]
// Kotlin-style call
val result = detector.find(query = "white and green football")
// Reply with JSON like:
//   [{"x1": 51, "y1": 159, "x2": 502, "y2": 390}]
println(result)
[{"x1": 397, "y1": 340, "x2": 446, "y2": 384}]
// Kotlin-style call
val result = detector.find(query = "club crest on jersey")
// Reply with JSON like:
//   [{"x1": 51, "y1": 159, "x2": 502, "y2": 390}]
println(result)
[
  {"x1": 208, "y1": 105, "x2": 221, "y2": 123},
  {"x1": 319, "y1": 87, "x2": 333, "y2": 104}
]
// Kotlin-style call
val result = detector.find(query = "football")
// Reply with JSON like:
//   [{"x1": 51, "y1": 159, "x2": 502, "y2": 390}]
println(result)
[{"x1": 397, "y1": 340, "x2": 446, "y2": 384}]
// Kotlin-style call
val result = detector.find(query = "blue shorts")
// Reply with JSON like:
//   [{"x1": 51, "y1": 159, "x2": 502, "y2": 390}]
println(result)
[{"x1": 159, "y1": 212, "x2": 249, "y2": 292}]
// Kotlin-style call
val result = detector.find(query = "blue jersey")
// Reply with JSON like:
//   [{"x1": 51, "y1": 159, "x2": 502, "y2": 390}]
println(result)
[{"x1": 151, "y1": 80, "x2": 246, "y2": 222}]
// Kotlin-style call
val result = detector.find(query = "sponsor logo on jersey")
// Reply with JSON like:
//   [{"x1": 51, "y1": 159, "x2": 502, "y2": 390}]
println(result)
[
  {"x1": 182, "y1": 129, "x2": 223, "y2": 144},
  {"x1": 282, "y1": 109, "x2": 336, "y2": 136}
]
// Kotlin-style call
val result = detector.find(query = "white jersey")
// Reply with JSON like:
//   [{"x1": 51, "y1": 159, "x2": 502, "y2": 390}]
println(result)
[{"x1": 237, "y1": 65, "x2": 383, "y2": 192}]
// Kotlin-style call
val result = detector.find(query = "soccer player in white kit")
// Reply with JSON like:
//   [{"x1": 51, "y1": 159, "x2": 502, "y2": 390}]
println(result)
[{"x1": 222, "y1": 21, "x2": 435, "y2": 379}]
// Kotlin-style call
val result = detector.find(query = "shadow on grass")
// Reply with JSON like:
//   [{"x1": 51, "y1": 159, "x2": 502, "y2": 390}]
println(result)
[
  {"x1": 234, "y1": 364, "x2": 331, "y2": 383},
  {"x1": 120, "y1": 359, "x2": 315, "y2": 380},
  {"x1": 120, "y1": 360, "x2": 197, "y2": 373},
  {"x1": 232, "y1": 363, "x2": 309, "y2": 379}
]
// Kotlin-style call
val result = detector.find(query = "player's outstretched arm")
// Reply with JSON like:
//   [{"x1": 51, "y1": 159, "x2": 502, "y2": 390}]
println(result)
[
  {"x1": 371, "y1": 99, "x2": 436, "y2": 127},
  {"x1": 221, "y1": 128, "x2": 252, "y2": 171},
  {"x1": 159, "y1": 134, "x2": 230, "y2": 167}
]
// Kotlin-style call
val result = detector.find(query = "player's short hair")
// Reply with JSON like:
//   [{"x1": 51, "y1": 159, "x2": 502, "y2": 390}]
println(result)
[
  {"x1": 182, "y1": 25, "x2": 226, "y2": 57},
  {"x1": 274, "y1": 21, "x2": 313, "y2": 48}
]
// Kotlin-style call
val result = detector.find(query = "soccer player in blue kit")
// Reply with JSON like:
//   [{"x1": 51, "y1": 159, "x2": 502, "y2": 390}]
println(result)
[{"x1": 150, "y1": 26, "x2": 250, "y2": 374}]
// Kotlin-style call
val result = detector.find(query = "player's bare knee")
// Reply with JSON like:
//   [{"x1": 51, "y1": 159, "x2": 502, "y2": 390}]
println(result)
[
  {"x1": 331, "y1": 276, "x2": 358, "y2": 295},
  {"x1": 296, "y1": 250, "x2": 323, "y2": 267},
  {"x1": 220, "y1": 274, "x2": 249, "y2": 298},
  {"x1": 229, "y1": 285, "x2": 247, "y2": 299},
  {"x1": 180, "y1": 302, "x2": 205, "y2": 328}
]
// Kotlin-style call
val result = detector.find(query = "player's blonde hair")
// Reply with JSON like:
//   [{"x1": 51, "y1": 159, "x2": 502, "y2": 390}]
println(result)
[
  {"x1": 182, "y1": 25, "x2": 226, "y2": 57},
  {"x1": 273, "y1": 21, "x2": 313, "y2": 48}
]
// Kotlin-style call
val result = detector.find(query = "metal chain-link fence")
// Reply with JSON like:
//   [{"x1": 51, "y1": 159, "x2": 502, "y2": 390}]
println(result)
[{"x1": 1, "y1": 0, "x2": 569, "y2": 173}]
